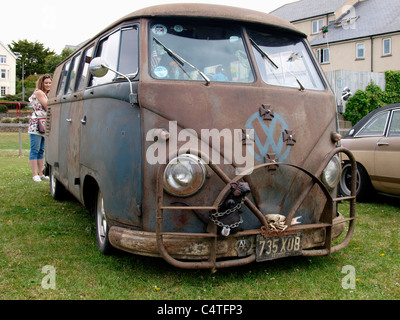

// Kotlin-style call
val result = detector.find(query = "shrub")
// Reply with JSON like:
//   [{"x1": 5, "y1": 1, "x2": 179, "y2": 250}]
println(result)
[
  {"x1": 344, "y1": 81, "x2": 385, "y2": 125},
  {"x1": 344, "y1": 70, "x2": 400, "y2": 125},
  {"x1": 0, "y1": 105, "x2": 7, "y2": 113},
  {"x1": 1, "y1": 118, "x2": 12, "y2": 123},
  {"x1": 0, "y1": 117, "x2": 30, "y2": 124}
]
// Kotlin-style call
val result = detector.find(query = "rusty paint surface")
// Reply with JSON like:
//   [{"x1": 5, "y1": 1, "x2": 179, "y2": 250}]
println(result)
[{"x1": 45, "y1": 4, "x2": 357, "y2": 270}]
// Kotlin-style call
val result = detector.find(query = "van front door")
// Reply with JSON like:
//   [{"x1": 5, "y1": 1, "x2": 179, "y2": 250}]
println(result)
[{"x1": 81, "y1": 25, "x2": 142, "y2": 227}]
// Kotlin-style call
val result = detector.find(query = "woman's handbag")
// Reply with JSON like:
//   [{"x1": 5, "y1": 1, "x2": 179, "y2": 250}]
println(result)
[
  {"x1": 37, "y1": 118, "x2": 46, "y2": 134},
  {"x1": 34, "y1": 110, "x2": 46, "y2": 134}
]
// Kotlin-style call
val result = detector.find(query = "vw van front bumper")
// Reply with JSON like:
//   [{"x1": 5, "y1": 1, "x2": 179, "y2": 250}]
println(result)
[{"x1": 109, "y1": 147, "x2": 356, "y2": 270}]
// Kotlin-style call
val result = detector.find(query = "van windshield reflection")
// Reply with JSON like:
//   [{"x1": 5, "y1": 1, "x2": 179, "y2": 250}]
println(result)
[
  {"x1": 248, "y1": 29, "x2": 325, "y2": 90},
  {"x1": 149, "y1": 20, "x2": 254, "y2": 83}
]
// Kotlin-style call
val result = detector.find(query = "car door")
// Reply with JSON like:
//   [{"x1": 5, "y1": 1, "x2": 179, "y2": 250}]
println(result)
[
  {"x1": 352, "y1": 110, "x2": 390, "y2": 181},
  {"x1": 374, "y1": 109, "x2": 400, "y2": 195}
]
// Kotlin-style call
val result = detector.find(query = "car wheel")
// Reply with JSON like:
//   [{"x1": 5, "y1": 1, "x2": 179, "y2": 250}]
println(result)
[
  {"x1": 95, "y1": 189, "x2": 114, "y2": 255},
  {"x1": 339, "y1": 162, "x2": 373, "y2": 201},
  {"x1": 49, "y1": 165, "x2": 65, "y2": 200}
]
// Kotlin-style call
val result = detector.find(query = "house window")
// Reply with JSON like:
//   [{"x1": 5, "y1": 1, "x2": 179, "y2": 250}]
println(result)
[
  {"x1": 1, "y1": 87, "x2": 6, "y2": 96},
  {"x1": 316, "y1": 48, "x2": 330, "y2": 64},
  {"x1": 312, "y1": 19, "x2": 324, "y2": 34},
  {"x1": 0, "y1": 55, "x2": 6, "y2": 64},
  {"x1": 1, "y1": 69, "x2": 6, "y2": 79},
  {"x1": 356, "y1": 42, "x2": 365, "y2": 59},
  {"x1": 383, "y1": 38, "x2": 391, "y2": 56}
]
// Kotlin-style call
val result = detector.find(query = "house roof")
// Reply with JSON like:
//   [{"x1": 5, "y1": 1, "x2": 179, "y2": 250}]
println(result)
[
  {"x1": 310, "y1": 0, "x2": 400, "y2": 45},
  {"x1": 270, "y1": 0, "x2": 348, "y2": 22},
  {"x1": 0, "y1": 41, "x2": 16, "y2": 58}
]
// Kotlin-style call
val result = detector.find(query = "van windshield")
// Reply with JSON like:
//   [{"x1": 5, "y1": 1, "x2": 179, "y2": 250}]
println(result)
[
  {"x1": 247, "y1": 29, "x2": 325, "y2": 90},
  {"x1": 149, "y1": 20, "x2": 254, "y2": 83}
]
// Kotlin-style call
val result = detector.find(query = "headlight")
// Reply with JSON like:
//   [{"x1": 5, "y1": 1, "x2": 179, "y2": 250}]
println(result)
[
  {"x1": 163, "y1": 154, "x2": 206, "y2": 197},
  {"x1": 321, "y1": 155, "x2": 341, "y2": 190}
]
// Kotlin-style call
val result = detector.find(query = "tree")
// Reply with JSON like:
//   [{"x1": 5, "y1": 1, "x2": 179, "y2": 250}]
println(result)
[
  {"x1": 45, "y1": 47, "x2": 75, "y2": 74},
  {"x1": 9, "y1": 39, "x2": 55, "y2": 79}
]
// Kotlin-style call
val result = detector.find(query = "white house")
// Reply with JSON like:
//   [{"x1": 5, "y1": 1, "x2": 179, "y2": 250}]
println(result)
[{"x1": 0, "y1": 41, "x2": 16, "y2": 98}]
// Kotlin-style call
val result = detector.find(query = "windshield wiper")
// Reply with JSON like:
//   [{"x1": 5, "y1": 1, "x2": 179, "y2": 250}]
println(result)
[
  {"x1": 250, "y1": 39, "x2": 305, "y2": 91},
  {"x1": 250, "y1": 38, "x2": 278, "y2": 70},
  {"x1": 286, "y1": 52, "x2": 305, "y2": 91},
  {"x1": 288, "y1": 72, "x2": 305, "y2": 91},
  {"x1": 153, "y1": 37, "x2": 210, "y2": 86}
]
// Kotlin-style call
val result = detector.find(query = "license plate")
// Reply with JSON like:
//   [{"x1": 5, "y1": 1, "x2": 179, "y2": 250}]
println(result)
[{"x1": 256, "y1": 231, "x2": 303, "y2": 262}]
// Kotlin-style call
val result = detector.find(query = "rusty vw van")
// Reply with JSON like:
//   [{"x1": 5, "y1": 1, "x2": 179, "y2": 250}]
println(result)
[{"x1": 46, "y1": 4, "x2": 356, "y2": 270}]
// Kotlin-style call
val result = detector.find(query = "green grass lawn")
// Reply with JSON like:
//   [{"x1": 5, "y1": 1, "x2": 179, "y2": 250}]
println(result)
[{"x1": 0, "y1": 133, "x2": 399, "y2": 300}]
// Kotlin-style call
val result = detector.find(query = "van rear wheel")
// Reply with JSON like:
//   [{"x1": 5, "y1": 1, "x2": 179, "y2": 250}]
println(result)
[{"x1": 95, "y1": 189, "x2": 114, "y2": 255}]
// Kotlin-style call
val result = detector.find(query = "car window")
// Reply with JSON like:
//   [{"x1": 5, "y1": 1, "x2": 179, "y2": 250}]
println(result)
[
  {"x1": 388, "y1": 110, "x2": 400, "y2": 137},
  {"x1": 356, "y1": 111, "x2": 389, "y2": 137},
  {"x1": 149, "y1": 20, "x2": 254, "y2": 83}
]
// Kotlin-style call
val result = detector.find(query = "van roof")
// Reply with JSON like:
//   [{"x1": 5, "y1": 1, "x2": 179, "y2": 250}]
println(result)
[
  {"x1": 102, "y1": 3, "x2": 304, "y2": 38},
  {"x1": 63, "y1": 3, "x2": 305, "y2": 65}
]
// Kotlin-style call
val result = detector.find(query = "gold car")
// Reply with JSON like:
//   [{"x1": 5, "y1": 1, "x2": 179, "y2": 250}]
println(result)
[{"x1": 339, "y1": 104, "x2": 400, "y2": 200}]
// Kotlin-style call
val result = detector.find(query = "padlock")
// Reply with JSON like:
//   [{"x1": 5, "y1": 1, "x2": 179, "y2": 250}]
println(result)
[{"x1": 221, "y1": 226, "x2": 230, "y2": 237}]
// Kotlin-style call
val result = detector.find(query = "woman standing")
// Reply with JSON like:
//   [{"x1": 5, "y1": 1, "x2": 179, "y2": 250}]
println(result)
[{"x1": 28, "y1": 74, "x2": 52, "y2": 182}]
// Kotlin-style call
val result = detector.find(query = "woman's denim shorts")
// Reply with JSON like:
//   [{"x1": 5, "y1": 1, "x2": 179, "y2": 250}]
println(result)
[{"x1": 29, "y1": 134, "x2": 45, "y2": 160}]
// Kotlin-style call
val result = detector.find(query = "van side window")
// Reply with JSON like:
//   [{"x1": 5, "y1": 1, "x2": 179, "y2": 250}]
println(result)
[
  {"x1": 90, "y1": 31, "x2": 120, "y2": 86},
  {"x1": 75, "y1": 46, "x2": 94, "y2": 91},
  {"x1": 65, "y1": 53, "x2": 81, "y2": 94},
  {"x1": 90, "y1": 25, "x2": 139, "y2": 87},
  {"x1": 119, "y1": 27, "x2": 139, "y2": 76},
  {"x1": 56, "y1": 61, "x2": 71, "y2": 97}
]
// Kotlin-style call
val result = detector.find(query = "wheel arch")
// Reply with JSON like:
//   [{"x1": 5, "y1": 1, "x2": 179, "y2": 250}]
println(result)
[{"x1": 82, "y1": 175, "x2": 99, "y2": 216}]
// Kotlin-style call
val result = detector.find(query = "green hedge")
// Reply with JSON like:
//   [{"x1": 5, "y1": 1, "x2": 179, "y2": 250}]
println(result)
[{"x1": 344, "y1": 70, "x2": 400, "y2": 125}]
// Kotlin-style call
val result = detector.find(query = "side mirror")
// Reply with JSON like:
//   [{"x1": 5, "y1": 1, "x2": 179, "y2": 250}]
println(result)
[
  {"x1": 88, "y1": 57, "x2": 138, "y2": 105},
  {"x1": 89, "y1": 57, "x2": 109, "y2": 78}
]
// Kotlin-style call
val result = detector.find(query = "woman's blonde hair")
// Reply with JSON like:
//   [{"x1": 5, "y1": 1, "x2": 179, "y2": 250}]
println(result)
[{"x1": 36, "y1": 74, "x2": 52, "y2": 93}]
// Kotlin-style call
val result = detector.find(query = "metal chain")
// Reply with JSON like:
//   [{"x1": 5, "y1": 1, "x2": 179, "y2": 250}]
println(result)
[{"x1": 209, "y1": 200, "x2": 244, "y2": 229}]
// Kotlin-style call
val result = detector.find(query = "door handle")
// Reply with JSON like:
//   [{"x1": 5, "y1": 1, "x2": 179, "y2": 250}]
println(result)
[
  {"x1": 377, "y1": 142, "x2": 389, "y2": 146},
  {"x1": 66, "y1": 118, "x2": 72, "y2": 123},
  {"x1": 80, "y1": 116, "x2": 87, "y2": 124}
]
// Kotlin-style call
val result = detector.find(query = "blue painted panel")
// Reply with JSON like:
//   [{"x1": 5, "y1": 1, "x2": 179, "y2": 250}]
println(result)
[{"x1": 81, "y1": 88, "x2": 142, "y2": 227}]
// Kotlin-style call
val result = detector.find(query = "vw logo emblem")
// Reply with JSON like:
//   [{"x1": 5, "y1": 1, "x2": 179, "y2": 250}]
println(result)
[
  {"x1": 245, "y1": 112, "x2": 292, "y2": 163},
  {"x1": 234, "y1": 239, "x2": 251, "y2": 257}
]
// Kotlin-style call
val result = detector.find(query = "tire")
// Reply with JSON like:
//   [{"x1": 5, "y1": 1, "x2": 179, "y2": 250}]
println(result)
[
  {"x1": 49, "y1": 165, "x2": 65, "y2": 200},
  {"x1": 95, "y1": 189, "x2": 114, "y2": 255},
  {"x1": 339, "y1": 162, "x2": 373, "y2": 201}
]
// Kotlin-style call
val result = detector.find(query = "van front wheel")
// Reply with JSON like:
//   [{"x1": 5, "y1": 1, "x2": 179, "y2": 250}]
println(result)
[{"x1": 95, "y1": 189, "x2": 114, "y2": 255}]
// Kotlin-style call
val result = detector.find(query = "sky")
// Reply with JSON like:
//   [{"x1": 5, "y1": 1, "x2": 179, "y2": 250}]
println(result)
[{"x1": 1, "y1": 0, "x2": 297, "y2": 54}]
